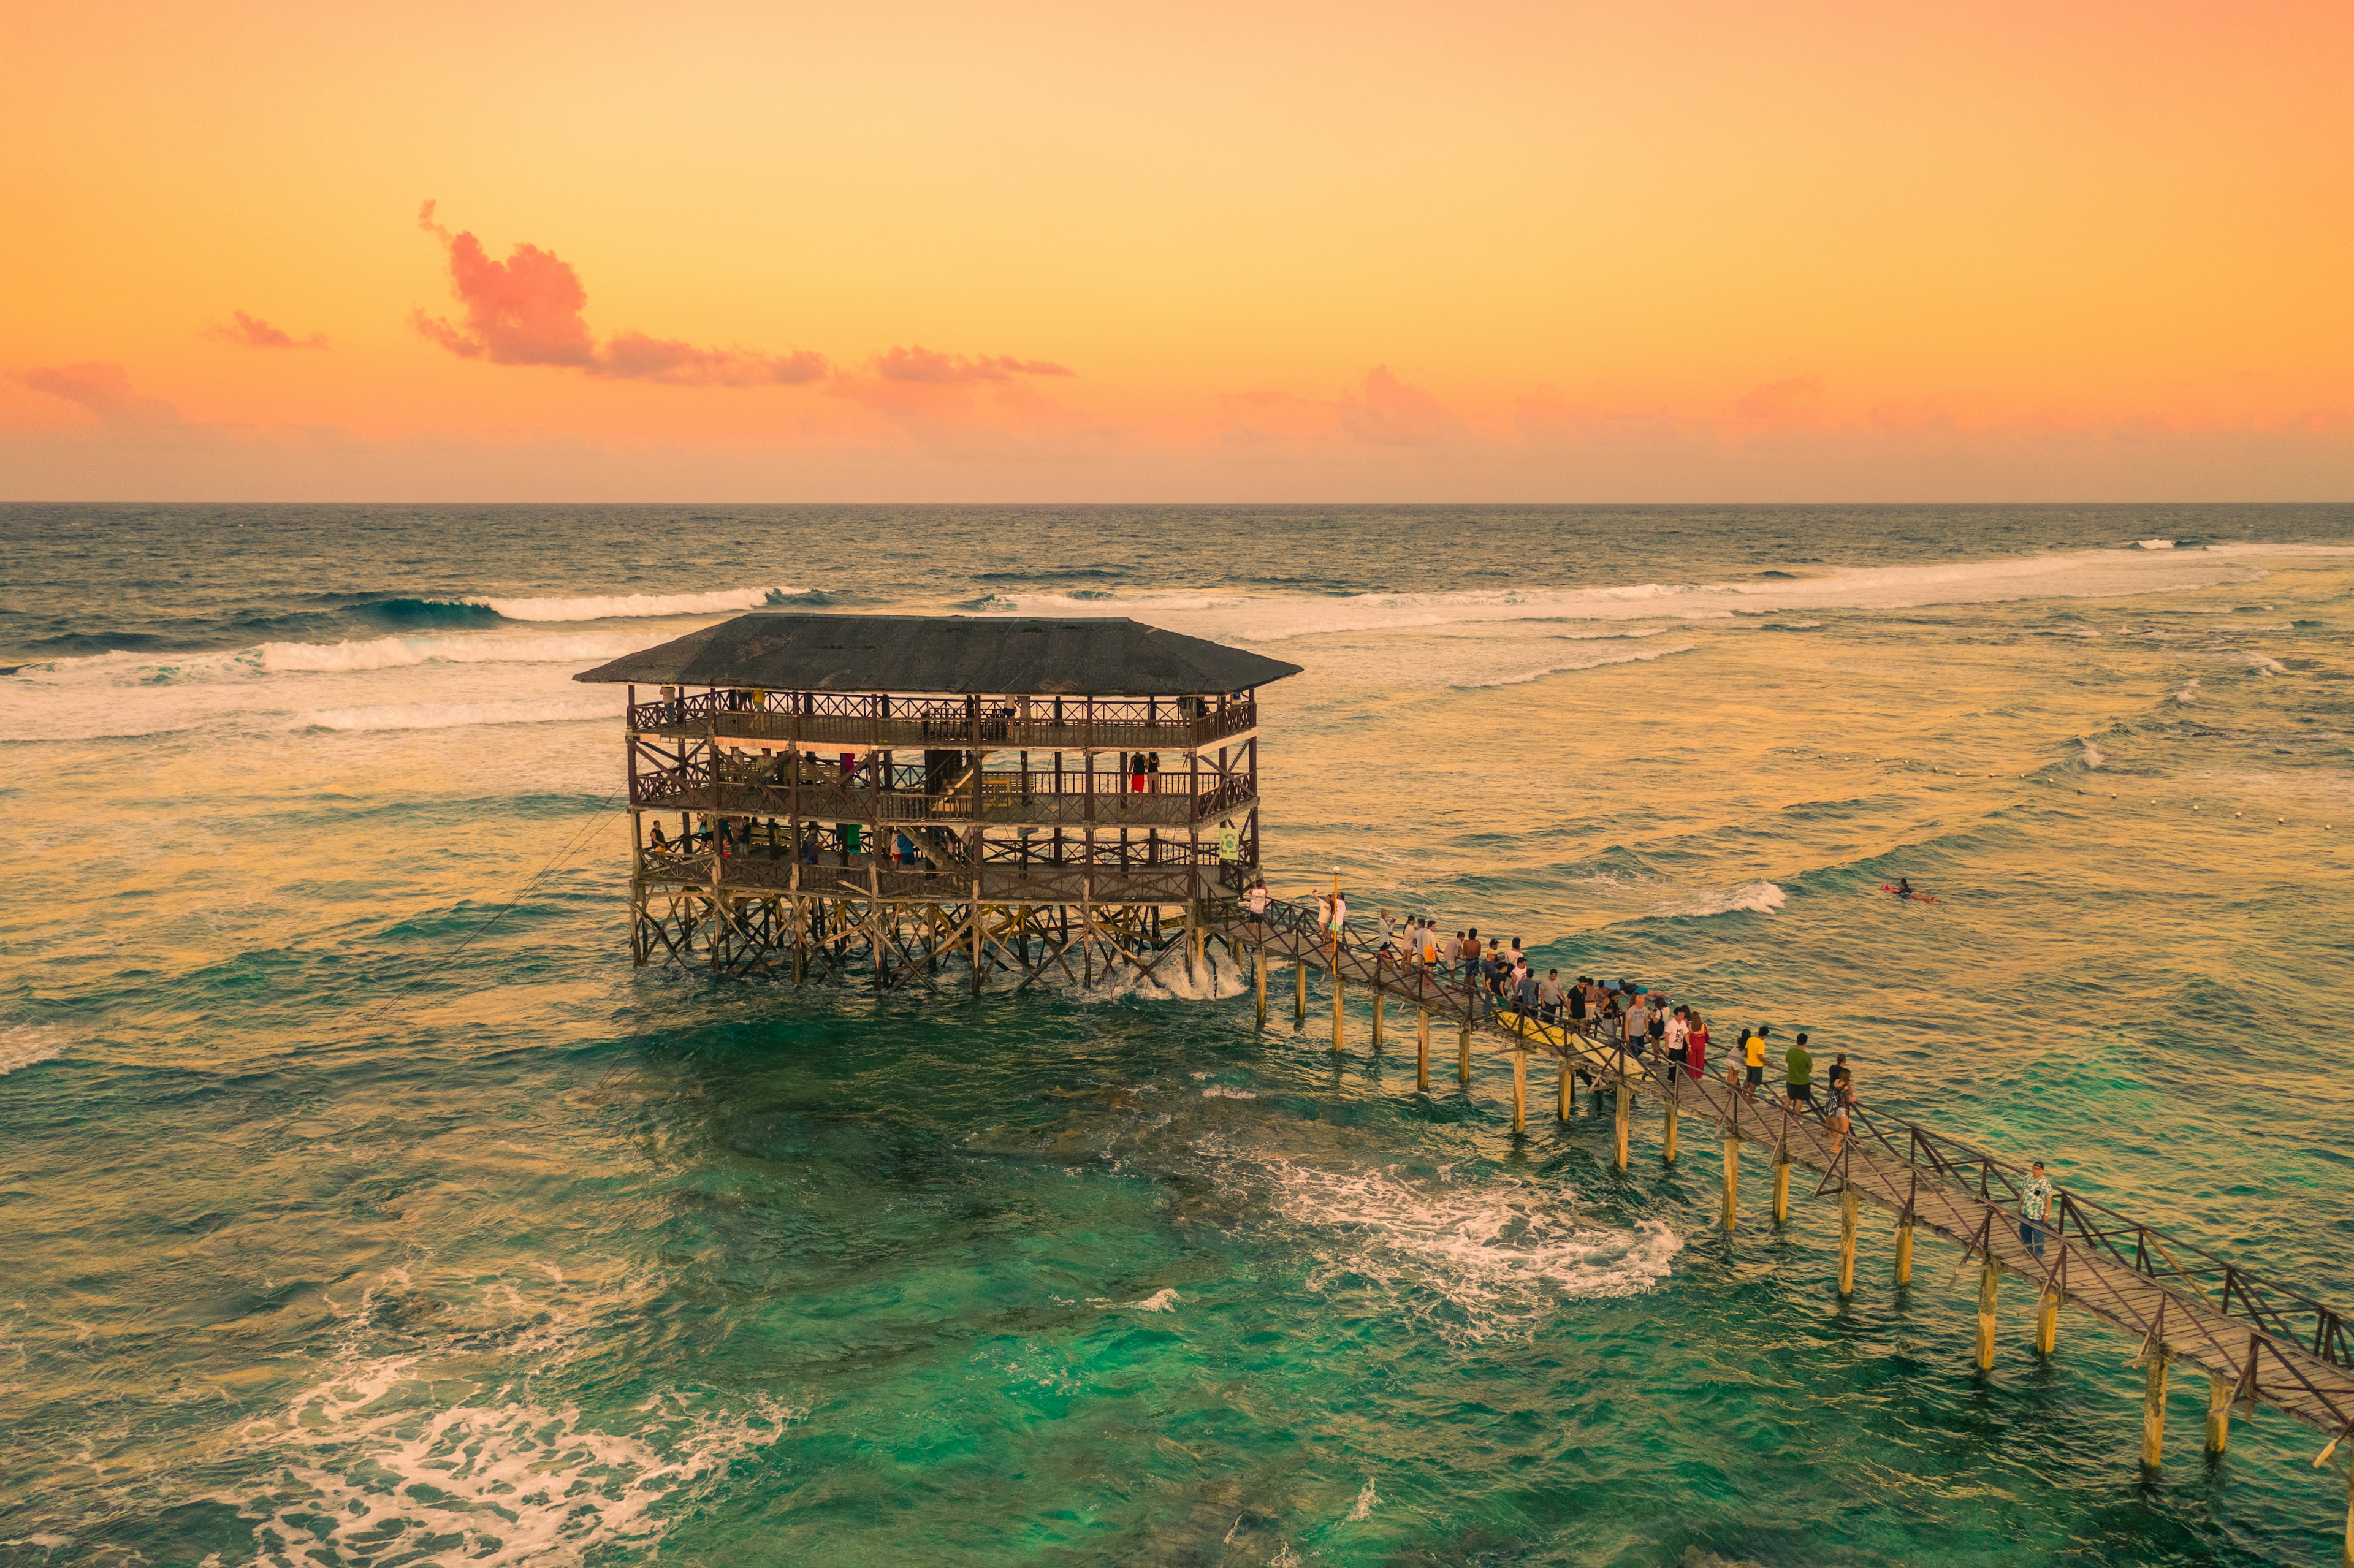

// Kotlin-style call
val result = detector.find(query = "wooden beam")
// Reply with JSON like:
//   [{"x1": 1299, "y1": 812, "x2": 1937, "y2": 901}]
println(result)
[
  {"x1": 1417, "y1": 1008, "x2": 1430, "y2": 1092},
  {"x1": 1838, "y1": 1184, "x2": 1859, "y2": 1296},
  {"x1": 1976, "y1": 1254, "x2": 2000, "y2": 1372}
]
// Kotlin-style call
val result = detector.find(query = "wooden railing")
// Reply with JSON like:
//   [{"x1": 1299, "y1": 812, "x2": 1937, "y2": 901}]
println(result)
[
  {"x1": 628, "y1": 690, "x2": 1260, "y2": 750},
  {"x1": 1219, "y1": 894, "x2": 2354, "y2": 1389}
]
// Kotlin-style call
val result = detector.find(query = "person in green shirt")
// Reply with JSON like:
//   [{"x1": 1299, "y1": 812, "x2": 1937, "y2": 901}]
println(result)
[{"x1": 1785, "y1": 1031, "x2": 1815, "y2": 1111}]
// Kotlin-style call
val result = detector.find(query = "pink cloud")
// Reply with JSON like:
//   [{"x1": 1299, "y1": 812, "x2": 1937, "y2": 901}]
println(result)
[
  {"x1": 17, "y1": 362, "x2": 183, "y2": 425},
  {"x1": 872, "y1": 346, "x2": 1073, "y2": 385},
  {"x1": 411, "y1": 200, "x2": 827, "y2": 386},
  {"x1": 207, "y1": 311, "x2": 328, "y2": 351},
  {"x1": 1337, "y1": 365, "x2": 1454, "y2": 446}
]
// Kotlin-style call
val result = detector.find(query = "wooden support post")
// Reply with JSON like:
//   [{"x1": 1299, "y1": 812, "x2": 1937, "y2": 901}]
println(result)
[
  {"x1": 1894, "y1": 1217, "x2": 1914, "y2": 1286},
  {"x1": 2204, "y1": 1372, "x2": 2231, "y2": 1458},
  {"x1": 1975, "y1": 1254, "x2": 2000, "y2": 1372},
  {"x1": 1295, "y1": 961, "x2": 1306, "y2": 1026},
  {"x1": 1457, "y1": 1022, "x2": 1471, "y2": 1085},
  {"x1": 2141, "y1": 1345, "x2": 2173, "y2": 1467},
  {"x1": 1773, "y1": 1155, "x2": 1791, "y2": 1225},
  {"x1": 2342, "y1": 1456, "x2": 2352, "y2": 1568},
  {"x1": 1331, "y1": 973, "x2": 1345, "y2": 1054},
  {"x1": 1721, "y1": 1133, "x2": 1739, "y2": 1231},
  {"x1": 1255, "y1": 948, "x2": 1268, "y2": 1029},
  {"x1": 1371, "y1": 993, "x2": 1384, "y2": 1054},
  {"x1": 1837, "y1": 1185, "x2": 1858, "y2": 1296},
  {"x1": 1510, "y1": 1051, "x2": 1526, "y2": 1133},
  {"x1": 1416, "y1": 1009, "x2": 1430, "y2": 1092},
  {"x1": 1558, "y1": 1056, "x2": 1572, "y2": 1122},
  {"x1": 1613, "y1": 1083, "x2": 1630, "y2": 1170},
  {"x1": 2035, "y1": 1285, "x2": 2059, "y2": 1355},
  {"x1": 1663, "y1": 1100, "x2": 1678, "y2": 1162}
]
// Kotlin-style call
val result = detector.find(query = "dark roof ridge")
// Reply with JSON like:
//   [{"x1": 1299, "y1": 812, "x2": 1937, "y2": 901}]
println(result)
[{"x1": 573, "y1": 611, "x2": 1302, "y2": 696}]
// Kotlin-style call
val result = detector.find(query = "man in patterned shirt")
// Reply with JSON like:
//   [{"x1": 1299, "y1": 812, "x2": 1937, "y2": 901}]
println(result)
[{"x1": 2019, "y1": 1161, "x2": 2054, "y2": 1260}]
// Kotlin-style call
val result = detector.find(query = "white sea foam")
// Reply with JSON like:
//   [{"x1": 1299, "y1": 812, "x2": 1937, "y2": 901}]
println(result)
[
  {"x1": 2239, "y1": 652, "x2": 2288, "y2": 676},
  {"x1": 226, "y1": 1271, "x2": 796, "y2": 1568},
  {"x1": 1119, "y1": 1288, "x2": 1179, "y2": 1312},
  {"x1": 10, "y1": 630, "x2": 663, "y2": 688},
  {"x1": 1648, "y1": 881, "x2": 1785, "y2": 919},
  {"x1": 300, "y1": 699, "x2": 613, "y2": 733},
  {"x1": 460, "y1": 585, "x2": 806, "y2": 621},
  {"x1": 1202, "y1": 1085, "x2": 1259, "y2": 1100},
  {"x1": 2079, "y1": 738, "x2": 2106, "y2": 769},
  {"x1": 2136, "y1": 539, "x2": 2177, "y2": 550},
  {"x1": 1208, "y1": 1146, "x2": 1680, "y2": 1341},
  {"x1": 1346, "y1": 1480, "x2": 1378, "y2": 1522},
  {"x1": 2177, "y1": 679, "x2": 2203, "y2": 704},
  {"x1": 0, "y1": 1026, "x2": 66, "y2": 1076},
  {"x1": 971, "y1": 544, "x2": 2345, "y2": 647}
]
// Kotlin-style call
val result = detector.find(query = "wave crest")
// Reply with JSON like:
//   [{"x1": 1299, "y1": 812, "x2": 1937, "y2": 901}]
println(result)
[{"x1": 458, "y1": 585, "x2": 804, "y2": 622}]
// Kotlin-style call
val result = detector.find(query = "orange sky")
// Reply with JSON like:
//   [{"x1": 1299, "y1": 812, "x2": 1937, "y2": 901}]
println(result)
[{"x1": 4, "y1": 0, "x2": 2350, "y2": 500}]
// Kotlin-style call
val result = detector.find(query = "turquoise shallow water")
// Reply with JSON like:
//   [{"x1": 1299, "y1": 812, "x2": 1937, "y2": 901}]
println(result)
[{"x1": 3, "y1": 504, "x2": 2353, "y2": 1566}]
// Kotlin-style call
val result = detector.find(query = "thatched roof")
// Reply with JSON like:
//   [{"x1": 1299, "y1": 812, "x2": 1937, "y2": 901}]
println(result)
[{"x1": 573, "y1": 613, "x2": 1301, "y2": 696}]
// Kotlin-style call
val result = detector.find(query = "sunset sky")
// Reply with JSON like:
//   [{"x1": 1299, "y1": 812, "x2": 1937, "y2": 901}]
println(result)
[{"x1": 4, "y1": 0, "x2": 2349, "y2": 501}]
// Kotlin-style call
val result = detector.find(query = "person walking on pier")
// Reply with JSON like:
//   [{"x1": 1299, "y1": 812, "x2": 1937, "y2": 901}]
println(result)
[
  {"x1": 1785, "y1": 1032, "x2": 1815, "y2": 1113},
  {"x1": 2019, "y1": 1160, "x2": 2054, "y2": 1259}
]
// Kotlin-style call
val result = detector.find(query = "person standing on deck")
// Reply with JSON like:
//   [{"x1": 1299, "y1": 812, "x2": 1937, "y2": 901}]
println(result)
[
  {"x1": 1622, "y1": 992, "x2": 1651, "y2": 1059},
  {"x1": 1330, "y1": 889, "x2": 1347, "y2": 937},
  {"x1": 1567, "y1": 977, "x2": 1590, "y2": 1026},
  {"x1": 1458, "y1": 929, "x2": 1479, "y2": 983},
  {"x1": 1146, "y1": 751, "x2": 1162, "y2": 792},
  {"x1": 1685, "y1": 1014, "x2": 1708, "y2": 1081},
  {"x1": 1246, "y1": 877, "x2": 1270, "y2": 938},
  {"x1": 1665, "y1": 1005, "x2": 1690, "y2": 1078},
  {"x1": 1827, "y1": 1079, "x2": 1856, "y2": 1152},
  {"x1": 1537, "y1": 969, "x2": 1563, "y2": 1024},
  {"x1": 1785, "y1": 1032, "x2": 1815, "y2": 1112},
  {"x1": 1514, "y1": 964, "x2": 1541, "y2": 1020},
  {"x1": 1377, "y1": 908, "x2": 1395, "y2": 949},
  {"x1": 1130, "y1": 753, "x2": 1146, "y2": 793},
  {"x1": 2019, "y1": 1160, "x2": 2054, "y2": 1258},
  {"x1": 1743, "y1": 1025, "x2": 1770, "y2": 1099}
]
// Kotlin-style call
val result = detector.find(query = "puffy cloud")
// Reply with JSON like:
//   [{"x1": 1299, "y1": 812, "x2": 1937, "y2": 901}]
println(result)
[
  {"x1": 17, "y1": 362, "x2": 183, "y2": 425},
  {"x1": 872, "y1": 346, "x2": 1073, "y2": 385},
  {"x1": 1337, "y1": 365, "x2": 1455, "y2": 446},
  {"x1": 207, "y1": 311, "x2": 329, "y2": 350},
  {"x1": 410, "y1": 200, "x2": 827, "y2": 386}
]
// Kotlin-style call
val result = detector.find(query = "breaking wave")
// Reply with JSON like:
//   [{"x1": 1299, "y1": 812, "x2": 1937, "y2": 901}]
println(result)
[
  {"x1": 300, "y1": 699, "x2": 614, "y2": 733},
  {"x1": 455, "y1": 585, "x2": 806, "y2": 622},
  {"x1": 970, "y1": 544, "x2": 2354, "y2": 647},
  {"x1": 0, "y1": 1026, "x2": 67, "y2": 1077},
  {"x1": 1647, "y1": 881, "x2": 1786, "y2": 919}
]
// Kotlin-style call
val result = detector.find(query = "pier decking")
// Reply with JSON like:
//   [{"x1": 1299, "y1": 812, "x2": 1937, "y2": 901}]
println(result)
[{"x1": 1213, "y1": 894, "x2": 2354, "y2": 1527}]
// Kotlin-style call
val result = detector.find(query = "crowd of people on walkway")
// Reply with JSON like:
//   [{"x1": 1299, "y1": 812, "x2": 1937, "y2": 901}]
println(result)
[{"x1": 1252, "y1": 882, "x2": 1870, "y2": 1148}]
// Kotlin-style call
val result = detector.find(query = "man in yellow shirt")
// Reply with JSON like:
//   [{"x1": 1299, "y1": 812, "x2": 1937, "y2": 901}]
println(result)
[{"x1": 1743, "y1": 1024, "x2": 1771, "y2": 1100}]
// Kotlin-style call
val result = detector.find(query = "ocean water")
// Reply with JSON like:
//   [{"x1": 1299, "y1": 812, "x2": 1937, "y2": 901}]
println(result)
[{"x1": 2, "y1": 503, "x2": 2352, "y2": 1568}]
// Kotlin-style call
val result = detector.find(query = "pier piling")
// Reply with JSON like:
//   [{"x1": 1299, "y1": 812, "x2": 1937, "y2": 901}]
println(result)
[
  {"x1": 1417, "y1": 1008, "x2": 1430, "y2": 1091},
  {"x1": 2036, "y1": 1284, "x2": 2060, "y2": 1355},
  {"x1": 1371, "y1": 993, "x2": 1384, "y2": 1053},
  {"x1": 1457, "y1": 1022, "x2": 1471, "y2": 1085},
  {"x1": 2143, "y1": 1345, "x2": 2173, "y2": 1467},
  {"x1": 1838, "y1": 1184, "x2": 1859, "y2": 1296},
  {"x1": 1331, "y1": 975, "x2": 1344, "y2": 1054},
  {"x1": 1613, "y1": 1084, "x2": 1631, "y2": 1170},
  {"x1": 1663, "y1": 1098, "x2": 1678, "y2": 1162},
  {"x1": 1295, "y1": 962, "x2": 1306, "y2": 1026},
  {"x1": 1255, "y1": 948, "x2": 1267, "y2": 1029},
  {"x1": 1511, "y1": 1051, "x2": 1527, "y2": 1134},
  {"x1": 1558, "y1": 1055, "x2": 1571, "y2": 1121},
  {"x1": 1976, "y1": 1255, "x2": 2000, "y2": 1372},
  {"x1": 1895, "y1": 1216, "x2": 1914, "y2": 1287},
  {"x1": 2206, "y1": 1372, "x2": 2232, "y2": 1458},
  {"x1": 1722, "y1": 1133, "x2": 1739, "y2": 1231}
]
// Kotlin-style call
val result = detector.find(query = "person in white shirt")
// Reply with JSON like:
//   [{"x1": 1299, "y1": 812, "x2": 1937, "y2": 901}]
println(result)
[{"x1": 1330, "y1": 891, "x2": 1347, "y2": 935}]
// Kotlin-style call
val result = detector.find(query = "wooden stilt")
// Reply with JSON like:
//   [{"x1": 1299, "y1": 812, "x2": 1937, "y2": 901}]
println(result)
[
  {"x1": 1371, "y1": 993, "x2": 1384, "y2": 1053},
  {"x1": 1837, "y1": 1185, "x2": 1858, "y2": 1296},
  {"x1": 1416, "y1": 1008, "x2": 1430, "y2": 1091},
  {"x1": 1331, "y1": 973, "x2": 1344, "y2": 1054},
  {"x1": 1721, "y1": 1133, "x2": 1739, "y2": 1231},
  {"x1": 2141, "y1": 1345, "x2": 2173, "y2": 1467},
  {"x1": 1773, "y1": 1157, "x2": 1791, "y2": 1225},
  {"x1": 1295, "y1": 961, "x2": 1306, "y2": 1026},
  {"x1": 1557, "y1": 1056, "x2": 1572, "y2": 1122},
  {"x1": 1894, "y1": 1217, "x2": 1914, "y2": 1287},
  {"x1": 1511, "y1": 1051, "x2": 1526, "y2": 1133},
  {"x1": 1613, "y1": 1083, "x2": 1630, "y2": 1170},
  {"x1": 2205, "y1": 1372, "x2": 2231, "y2": 1458},
  {"x1": 1255, "y1": 948, "x2": 1268, "y2": 1029},
  {"x1": 2341, "y1": 1455, "x2": 2352, "y2": 1568},
  {"x1": 1975, "y1": 1254, "x2": 2000, "y2": 1372},
  {"x1": 1457, "y1": 1022, "x2": 1471, "y2": 1085},
  {"x1": 2035, "y1": 1285, "x2": 2059, "y2": 1354},
  {"x1": 1663, "y1": 1100, "x2": 1678, "y2": 1162}
]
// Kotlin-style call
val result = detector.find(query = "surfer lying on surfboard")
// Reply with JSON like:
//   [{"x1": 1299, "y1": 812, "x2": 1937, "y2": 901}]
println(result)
[{"x1": 1883, "y1": 878, "x2": 1938, "y2": 904}]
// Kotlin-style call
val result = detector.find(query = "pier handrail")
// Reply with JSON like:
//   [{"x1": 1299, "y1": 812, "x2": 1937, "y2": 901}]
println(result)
[{"x1": 1219, "y1": 892, "x2": 2354, "y2": 1388}]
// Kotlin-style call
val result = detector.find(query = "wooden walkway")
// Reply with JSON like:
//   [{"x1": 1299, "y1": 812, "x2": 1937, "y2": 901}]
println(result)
[{"x1": 1209, "y1": 897, "x2": 2354, "y2": 1482}]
